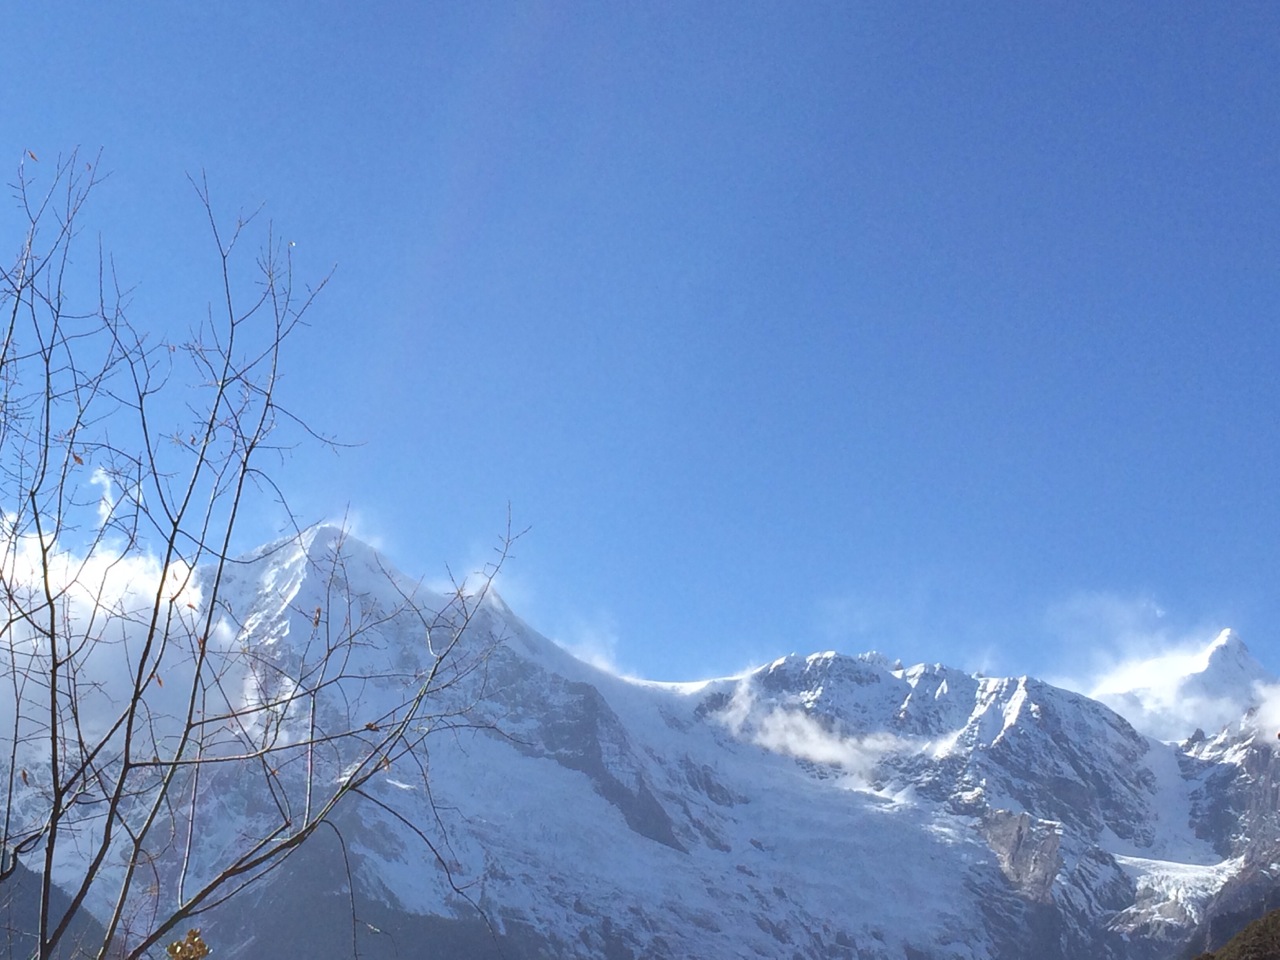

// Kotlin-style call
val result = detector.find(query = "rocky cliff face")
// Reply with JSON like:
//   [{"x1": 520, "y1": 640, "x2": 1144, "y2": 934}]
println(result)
[{"x1": 7, "y1": 531, "x2": 1280, "y2": 959}]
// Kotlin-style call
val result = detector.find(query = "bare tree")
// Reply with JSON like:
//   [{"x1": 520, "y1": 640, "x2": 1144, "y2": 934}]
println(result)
[{"x1": 0, "y1": 152, "x2": 510, "y2": 960}]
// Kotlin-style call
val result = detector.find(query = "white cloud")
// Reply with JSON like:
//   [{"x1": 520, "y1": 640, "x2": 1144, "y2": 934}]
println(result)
[
  {"x1": 1244, "y1": 682, "x2": 1280, "y2": 747},
  {"x1": 1042, "y1": 593, "x2": 1259, "y2": 740},
  {"x1": 719, "y1": 684, "x2": 908, "y2": 788},
  {"x1": 1045, "y1": 592, "x2": 1195, "y2": 694},
  {"x1": 755, "y1": 709, "x2": 907, "y2": 782},
  {"x1": 0, "y1": 516, "x2": 213, "y2": 756},
  {"x1": 89, "y1": 466, "x2": 115, "y2": 528},
  {"x1": 1091, "y1": 673, "x2": 1250, "y2": 743}
]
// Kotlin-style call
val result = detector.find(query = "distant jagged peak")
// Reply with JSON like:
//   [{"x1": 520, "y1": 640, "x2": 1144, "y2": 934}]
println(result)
[
  {"x1": 1089, "y1": 628, "x2": 1274, "y2": 742},
  {"x1": 1209, "y1": 626, "x2": 1244, "y2": 650},
  {"x1": 1198, "y1": 628, "x2": 1261, "y2": 677},
  {"x1": 215, "y1": 523, "x2": 520, "y2": 644},
  {"x1": 232, "y1": 523, "x2": 512, "y2": 608},
  {"x1": 222, "y1": 523, "x2": 392, "y2": 592},
  {"x1": 753, "y1": 649, "x2": 900, "y2": 687},
  {"x1": 293, "y1": 522, "x2": 395, "y2": 572},
  {"x1": 224, "y1": 521, "x2": 369, "y2": 579},
  {"x1": 1093, "y1": 629, "x2": 1271, "y2": 699}
]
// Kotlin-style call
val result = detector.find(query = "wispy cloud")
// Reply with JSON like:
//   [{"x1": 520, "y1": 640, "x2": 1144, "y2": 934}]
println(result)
[
  {"x1": 718, "y1": 683, "x2": 908, "y2": 788},
  {"x1": 89, "y1": 466, "x2": 115, "y2": 528},
  {"x1": 1043, "y1": 592, "x2": 1254, "y2": 740},
  {"x1": 422, "y1": 539, "x2": 532, "y2": 608},
  {"x1": 1044, "y1": 591, "x2": 1172, "y2": 656},
  {"x1": 1045, "y1": 591, "x2": 1191, "y2": 690},
  {"x1": 0, "y1": 518, "x2": 210, "y2": 748},
  {"x1": 1246, "y1": 683, "x2": 1280, "y2": 746},
  {"x1": 555, "y1": 610, "x2": 628, "y2": 676},
  {"x1": 326, "y1": 508, "x2": 386, "y2": 551}
]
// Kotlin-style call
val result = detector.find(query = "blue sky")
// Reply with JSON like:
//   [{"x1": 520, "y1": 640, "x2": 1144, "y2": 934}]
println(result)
[{"x1": 7, "y1": 3, "x2": 1280, "y2": 683}]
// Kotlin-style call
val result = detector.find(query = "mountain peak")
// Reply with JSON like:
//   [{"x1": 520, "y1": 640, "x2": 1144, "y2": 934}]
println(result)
[
  {"x1": 1210, "y1": 626, "x2": 1242, "y2": 649},
  {"x1": 1090, "y1": 628, "x2": 1273, "y2": 741},
  {"x1": 1202, "y1": 627, "x2": 1250, "y2": 668},
  {"x1": 32, "y1": 522, "x2": 1280, "y2": 960},
  {"x1": 1187, "y1": 629, "x2": 1267, "y2": 697}
]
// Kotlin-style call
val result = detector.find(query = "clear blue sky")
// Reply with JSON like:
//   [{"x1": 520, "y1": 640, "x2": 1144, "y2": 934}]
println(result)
[{"x1": 7, "y1": 3, "x2": 1280, "y2": 683}]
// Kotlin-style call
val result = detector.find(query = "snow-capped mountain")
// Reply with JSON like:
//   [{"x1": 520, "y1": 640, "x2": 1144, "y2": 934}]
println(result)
[
  {"x1": 1090, "y1": 629, "x2": 1274, "y2": 742},
  {"x1": 10, "y1": 529, "x2": 1280, "y2": 959}
]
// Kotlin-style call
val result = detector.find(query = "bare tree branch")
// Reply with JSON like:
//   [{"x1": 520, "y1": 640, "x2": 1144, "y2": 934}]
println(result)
[{"x1": 0, "y1": 152, "x2": 513, "y2": 960}]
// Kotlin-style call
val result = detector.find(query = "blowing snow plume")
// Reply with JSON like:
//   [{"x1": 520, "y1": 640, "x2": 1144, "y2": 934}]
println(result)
[{"x1": 1086, "y1": 629, "x2": 1273, "y2": 741}]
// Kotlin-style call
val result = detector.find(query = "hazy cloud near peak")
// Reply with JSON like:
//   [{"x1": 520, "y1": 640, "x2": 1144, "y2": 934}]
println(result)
[
  {"x1": 1247, "y1": 683, "x2": 1280, "y2": 746},
  {"x1": 554, "y1": 610, "x2": 629, "y2": 677},
  {"x1": 1042, "y1": 592, "x2": 1258, "y2": 741},
  {"x1": 1044, "y1": 591, "x2": 1173, "y2": 656}
]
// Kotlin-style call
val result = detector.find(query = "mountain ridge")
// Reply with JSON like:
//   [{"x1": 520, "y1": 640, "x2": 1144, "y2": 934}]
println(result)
[{"x1": 8, "y1": 529, "x2": 1280, "y2": 959}]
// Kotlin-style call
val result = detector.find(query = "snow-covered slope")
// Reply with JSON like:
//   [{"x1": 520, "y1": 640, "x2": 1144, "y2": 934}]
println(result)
[{"x1": 11, "y1": 529, "x2": 1280, "y2": 960}]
